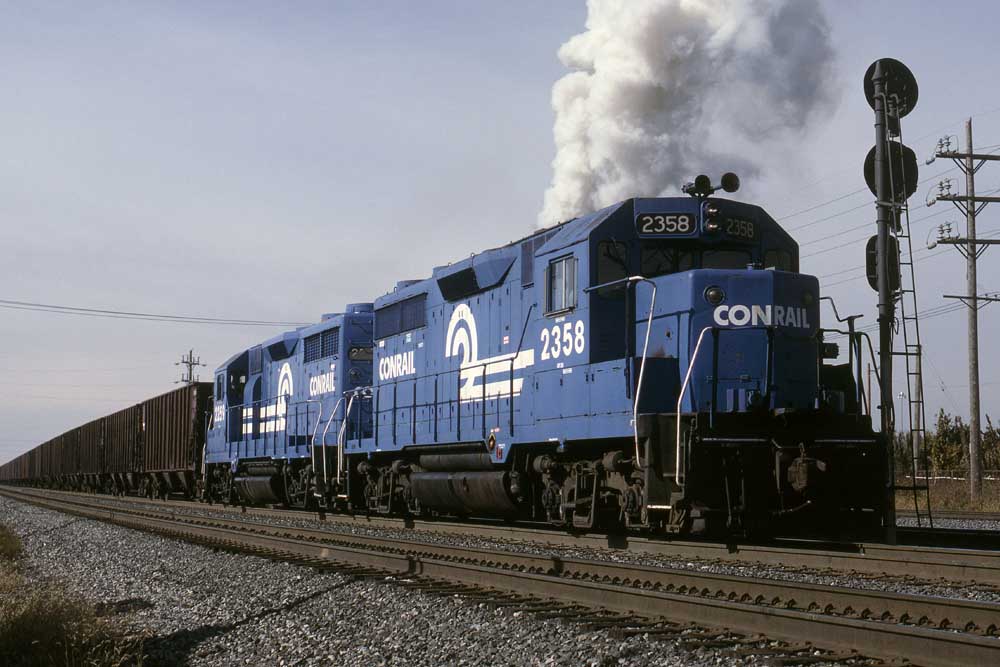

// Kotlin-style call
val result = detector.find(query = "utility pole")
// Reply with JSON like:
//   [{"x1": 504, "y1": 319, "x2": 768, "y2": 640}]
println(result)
[
  {"x1": 176, "y1": 349, "x2": 205, "y2": 386},
  {"x1": 929, "y1": 118, "x2": 1000, "y2": 501}
]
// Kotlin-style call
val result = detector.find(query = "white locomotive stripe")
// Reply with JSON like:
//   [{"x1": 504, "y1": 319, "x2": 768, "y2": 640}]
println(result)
[
  {"x1": 459, "y1": 349, "x2": 535, "y2": 381},
  {"x1": 459, "y1": 378, "x2": 525, "y2": 402}
]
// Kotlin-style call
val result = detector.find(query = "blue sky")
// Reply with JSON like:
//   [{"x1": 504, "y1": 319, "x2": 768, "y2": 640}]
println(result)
[{"x1": 3, "y1": 1, "x2": 1000, "y2": 460}]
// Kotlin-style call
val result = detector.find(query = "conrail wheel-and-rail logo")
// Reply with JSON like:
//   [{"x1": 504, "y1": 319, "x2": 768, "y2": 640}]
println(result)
[{"x1": 446, "y1": 303, "x2": 534, "y2": 402}]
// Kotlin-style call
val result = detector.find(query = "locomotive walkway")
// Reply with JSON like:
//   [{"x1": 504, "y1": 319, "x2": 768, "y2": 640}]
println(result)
[{"x1": 2, "y1": 486, "x2": 999, "y2": 666}]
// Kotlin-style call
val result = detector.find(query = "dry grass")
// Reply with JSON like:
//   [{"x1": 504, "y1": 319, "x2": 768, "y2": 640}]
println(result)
[
  {"x1": 0, "y1": 524, "x2": 145, "y2": 666},
  {"x1": 896, "y1": 478, "x2": 1000, "y2": 513},
  {"x1": 0, "y1": 524, "x2": 22, "y2": 561}
]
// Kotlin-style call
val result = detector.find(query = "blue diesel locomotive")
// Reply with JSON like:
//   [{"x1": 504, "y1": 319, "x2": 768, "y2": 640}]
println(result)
[
  {"x1": 203, "y1": 304, "x2": 374, "y2": 508},
  {"x1": 208, "y1": 179, "x2": 883, "y2": 536}
]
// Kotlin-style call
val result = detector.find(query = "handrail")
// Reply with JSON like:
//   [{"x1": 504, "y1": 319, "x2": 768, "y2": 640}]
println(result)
[
  {"x1": 305, "y1": 399, "x2": 323, "y2": 487},
  {"x1": 336, "y1": 392, "x2": 358, "y2": 486},
  {"x1": 631, "y1": 276, "x2": 657, "y2": 467},
  {"x1": 676, "y1": 326, "x2": 713, "y2": 486},
  {"x1": 359, "y1": 353, "x2": 522, "y2": 447},
  {"x1": 319, "y1": 397, "x2": 344, "y2": 489}
]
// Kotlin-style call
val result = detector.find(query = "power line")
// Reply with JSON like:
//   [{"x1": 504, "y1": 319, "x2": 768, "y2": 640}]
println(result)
[
  {"x1": 801, "y1": 207, "x2": 950, "y2": 257},
  {"x1": 776, "y1": 187, "x2": 868, "y2": 220},
  {"x1": 0, "y1": 298, "x2": 310, "y2": 327},
  {"x1": 0, "y1": 394, "x2": 142, "y2": 403},
  {"x1": 0, "y1": 381, "x2": 155, "y2": 388},
  {"x1": 775, "y1": 142, "x2": 1000, "y2": 224},
  {"x1": 0, "y1": 366, "x2": 164, "y2": 374},
  {"x1": 769, "y1": 117, "x2": 1000, "y2": 215},
  {"x1": 923, "y1": 353, "x2": 963, "y2": 414},
  {"x1": 817, "y1": 227, "x2": 1000, "y2": 289}
]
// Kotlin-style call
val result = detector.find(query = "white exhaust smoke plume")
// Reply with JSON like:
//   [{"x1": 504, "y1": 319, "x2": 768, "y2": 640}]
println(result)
[{"x1": 539, "y1": 0, "x2": 837, "y2": 225}]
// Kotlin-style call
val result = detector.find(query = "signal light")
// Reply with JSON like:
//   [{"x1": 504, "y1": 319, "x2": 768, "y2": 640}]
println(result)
[
  {"x1": 864, "y1": 143, "x2": 918, "y2": 202},
  {"x1": 865, "y1": 234, "x2": 900, "y2": 292},
  {"x1": 863, "y1": 58, "x2": 918, "y2": 119},
  {"x1": 863, "y1": 58, "x2": 918, "y2": 293}
]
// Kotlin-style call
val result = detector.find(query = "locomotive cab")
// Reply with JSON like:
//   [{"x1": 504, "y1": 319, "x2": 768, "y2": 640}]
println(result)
[{"x1": 581, "y1": 195, "x2": 884, "y2": 537}]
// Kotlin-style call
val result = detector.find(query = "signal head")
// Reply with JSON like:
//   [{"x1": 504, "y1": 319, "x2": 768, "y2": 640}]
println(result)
[{"x1": 864, "y1": 58, "x2": 918, "y2": 117}]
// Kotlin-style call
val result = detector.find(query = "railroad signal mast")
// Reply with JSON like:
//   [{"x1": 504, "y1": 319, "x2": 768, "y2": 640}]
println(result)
[
  {"x1": 927, "y1": 118, "x2": 1000, "y2": 501},
  {"x1": 176, "y1": 349, "x2": 205, "y2": 386},
  {"x1": 864, "y1": 58, "x2": 929, "y2": 540}
]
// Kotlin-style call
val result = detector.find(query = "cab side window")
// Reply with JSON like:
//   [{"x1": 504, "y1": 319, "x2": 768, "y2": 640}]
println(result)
[
  {"x1": 545, "y1": 255, "x2": 577, "y2": 315},
  {"x1": 596, "y1": 241, "x2": 628, "y2": 297}
]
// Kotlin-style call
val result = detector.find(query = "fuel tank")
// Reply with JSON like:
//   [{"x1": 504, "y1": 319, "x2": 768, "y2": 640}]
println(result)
[
  {"x1": 233, "y1": 474, "x2": 283, "y2": 504},
  {"x1": 408, "y1": 470, "x2": 519, "y2": 516}
]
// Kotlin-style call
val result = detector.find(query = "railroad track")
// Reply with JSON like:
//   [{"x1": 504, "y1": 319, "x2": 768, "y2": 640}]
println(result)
[
  {"x1": 3, "y1": 486, "x2": 1000, "y2": 666},
  {"x1": 897, "y1": 508, "x2": 1000, "y2": 523},
  {"x1": 7, "y1": 486, "x2": 1000, "y2": 587}
]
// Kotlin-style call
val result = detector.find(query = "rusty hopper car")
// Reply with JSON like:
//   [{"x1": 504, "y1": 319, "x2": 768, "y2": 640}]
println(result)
[
  {"x1": 0, "y1": 452, "x2": 26, "y2": 483},
  {"x1": 0, "y1": 383, "x2": 211, "y2": 499},
  {"x1": 78, "y1": 418, "x2": 104, "y2": 491},
  {"x1": 106, "y1": 403, "x2": 142, "y2": 495},
  {"x1": 139, "y1": 383, "x2": 212, "y2": 498}
]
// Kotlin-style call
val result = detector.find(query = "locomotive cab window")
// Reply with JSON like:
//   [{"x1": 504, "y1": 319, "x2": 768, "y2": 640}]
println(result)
[
  {"x1": 545, "y1": 255, "x2": 577, "y2": 315},
  {"x1": 215, "y1": 376, "x2": 223, "y2": 400},
  {"x1": 702, "y1": 249, "x2": 752, "y2": 270},
  {"x1": 595, "y1": 241, "x2": 628, "y2": 296},
  {"x1": 764, "y1": 249, "x2": 793, "y2": 271},
  {"x1": 640, "y1": 242, "x2": 695, "y2": 278}
]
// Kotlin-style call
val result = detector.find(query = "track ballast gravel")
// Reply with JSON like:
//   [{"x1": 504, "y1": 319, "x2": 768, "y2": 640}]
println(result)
[
  {"x1": 58, "y1": 493, "x2": 1000, "y2": 604},
  {"x1": 2, "y1": 496, "x2": 834, "y2": 667}
]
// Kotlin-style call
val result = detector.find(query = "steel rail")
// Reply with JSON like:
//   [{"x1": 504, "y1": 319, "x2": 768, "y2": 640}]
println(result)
[
  {"x1": 3, "y1": 487, "x2": 1000, "y2": 666},
  {"x1": 5, "y1": 486, "x2": 1000, "y2": 587},
  {"x1": 898, "y1": 508, "x2": 1000, "y2": 522}
]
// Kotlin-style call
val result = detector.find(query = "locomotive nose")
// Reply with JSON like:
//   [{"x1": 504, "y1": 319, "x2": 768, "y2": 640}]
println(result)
[{"x1": 685, "y1": 269, "x2": 821, "y2": 414}]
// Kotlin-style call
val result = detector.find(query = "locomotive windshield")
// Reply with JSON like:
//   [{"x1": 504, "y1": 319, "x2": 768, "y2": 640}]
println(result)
[
  {"x1": 640, "y1": 243, "x2": 694, "y2": 278},
  {"x1": 702, "y1": 248, "x2": 752, "y2": 269}
]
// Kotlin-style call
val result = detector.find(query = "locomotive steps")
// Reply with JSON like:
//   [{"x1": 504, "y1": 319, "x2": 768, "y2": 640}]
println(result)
[{"x1": 3, "y1": 486, "x2": 999, "y2": 666}]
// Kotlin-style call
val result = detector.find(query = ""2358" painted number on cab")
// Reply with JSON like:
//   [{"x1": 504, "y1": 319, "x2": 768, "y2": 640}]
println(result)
[{"x1": 540, "y1": 320, "x2": 585, "y2": 361}]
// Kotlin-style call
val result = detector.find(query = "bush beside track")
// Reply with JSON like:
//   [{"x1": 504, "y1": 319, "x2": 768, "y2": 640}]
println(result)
[{"x1": 0, "y1": 523, "x2": 145, "y2": 666}]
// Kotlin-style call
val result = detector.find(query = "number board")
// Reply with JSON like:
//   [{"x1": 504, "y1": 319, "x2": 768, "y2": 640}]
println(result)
[
  {"x1": 635, "y1": 213, "x2": 696, "y2": 236},
  {"x1": 723, "y1": 217, "x2": 756, "y2": 241}
]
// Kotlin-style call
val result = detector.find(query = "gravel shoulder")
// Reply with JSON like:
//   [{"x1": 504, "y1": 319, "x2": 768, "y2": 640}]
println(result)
[
  {"x1": 55, "y1": 493, "x2": 1000, "y2": 605},
  {"x1": 1, "y1": 496, "x2": 805, "y2": 667}
]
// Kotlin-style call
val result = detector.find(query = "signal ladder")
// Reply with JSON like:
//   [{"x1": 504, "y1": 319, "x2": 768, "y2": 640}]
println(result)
[{"x1": 891, "y1": 204, "x2": 934, "y2": 527}]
